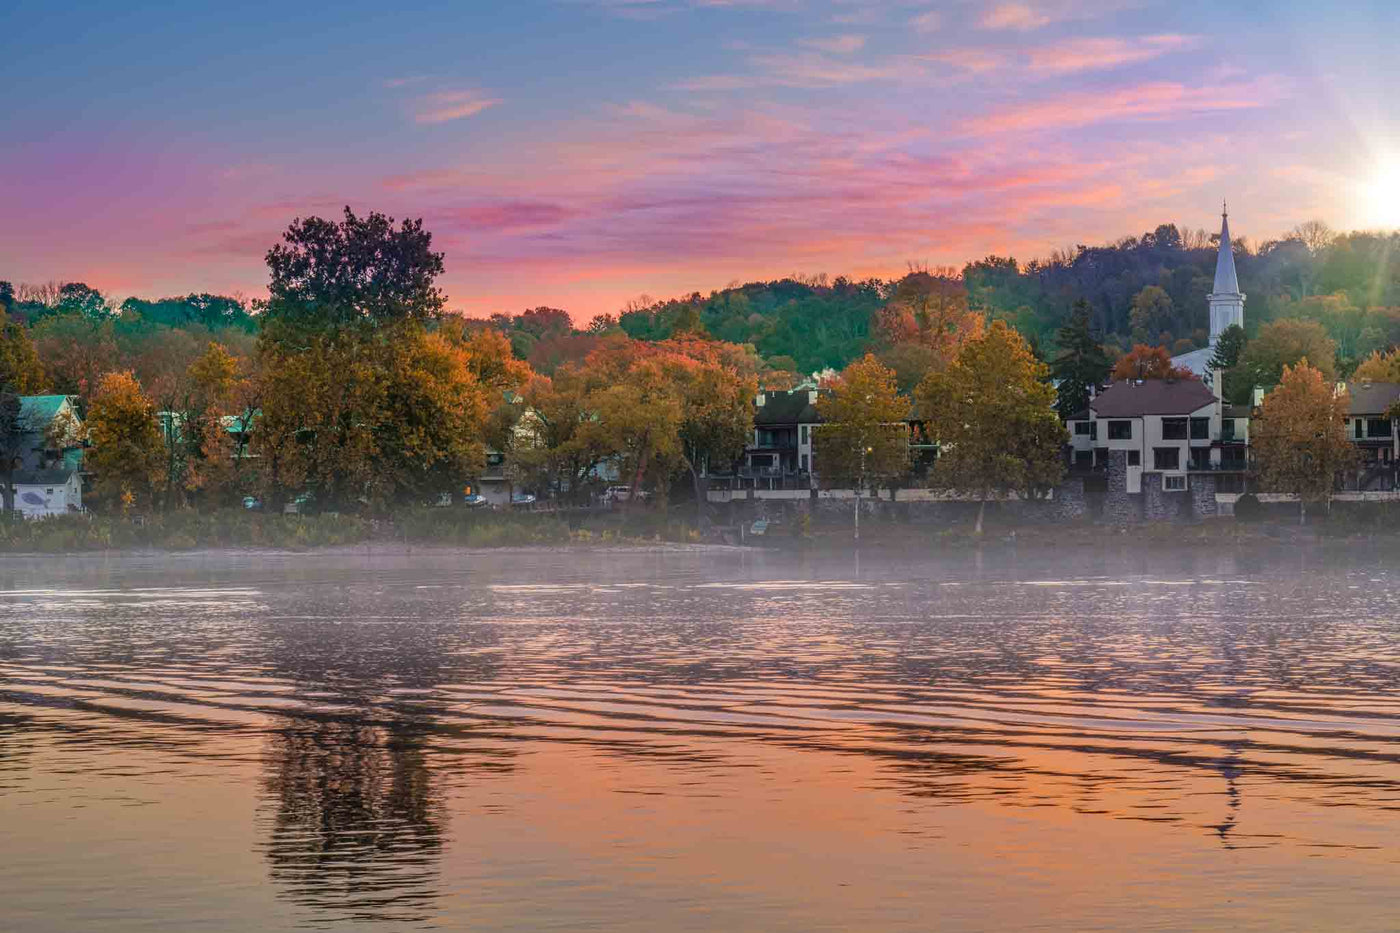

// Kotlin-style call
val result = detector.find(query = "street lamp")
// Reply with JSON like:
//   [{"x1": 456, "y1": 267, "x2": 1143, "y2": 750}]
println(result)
[{"x1": 855, "y1": 443, "x2": 873, "y2": 542}]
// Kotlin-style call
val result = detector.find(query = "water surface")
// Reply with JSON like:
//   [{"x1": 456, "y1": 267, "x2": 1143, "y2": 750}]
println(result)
[{"x1": 3, "y1": 546, "x2": 1399, "y2": 931}]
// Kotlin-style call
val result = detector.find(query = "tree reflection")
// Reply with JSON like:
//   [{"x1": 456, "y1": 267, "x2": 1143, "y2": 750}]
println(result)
[{"x1": 261, "y1": 714, "x2": 444, "y2": 924}]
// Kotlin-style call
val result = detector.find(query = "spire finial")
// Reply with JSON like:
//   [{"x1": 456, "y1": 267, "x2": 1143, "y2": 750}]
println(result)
[{"x1": 1222, "y1": 198, "x2": 1228, "y2": 218}]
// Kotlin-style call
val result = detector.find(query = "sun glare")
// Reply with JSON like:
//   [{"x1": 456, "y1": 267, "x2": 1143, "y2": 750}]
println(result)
[{"x1": 1366, "y1": 164, "x2": 1400, "y2": 229}]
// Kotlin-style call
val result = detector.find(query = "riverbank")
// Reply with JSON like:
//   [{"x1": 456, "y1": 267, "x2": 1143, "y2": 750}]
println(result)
[
  {"x1": 3, "y1": 504, "x2": 1397, "y2": 555},
  {"x1": 0, "y1": 508, "x2": 703, "y2": 554}
]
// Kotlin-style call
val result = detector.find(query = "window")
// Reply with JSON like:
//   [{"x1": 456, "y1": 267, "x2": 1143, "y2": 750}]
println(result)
[
  {"x1": 1221, "y1": 418, "x2": 1236, "y2": 441},
  {"x1": 1162, "y1": 418, "x2": 1188, "y2": 440},
  {"x1": 1074, "y1": 422, "x2": 1092, "y2": 436},
  {"x1": 1108, "y1": 420, "x2": 1132, "y2": 440},
  {"x1": 1154, "y1": 447, "x2": 1180, "y2": 471},
  {"x1": 1190, "y1": 417, "x2": 1210, "y2": 440},
  {"x1": 800, "y1": 424, "x2": 809, "y2": 445},
  {"x1": 799, "y1": 454, "x2": 808, "y2": 471},
  {"x1": 1164, "y1": 474, "x2": 1187, "y2": 492},
  {"x1": 1127, "y1": 450, "x2": 1140, "y2": 467},
  {"x1": 1367, "y1": 418, "x2": 1392, "y2": 438}
]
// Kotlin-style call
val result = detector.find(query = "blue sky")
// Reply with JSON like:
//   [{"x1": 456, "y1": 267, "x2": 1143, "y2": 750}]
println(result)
[{"x1": 4, "y1": 0, "x2": 1399, "y2": 316}]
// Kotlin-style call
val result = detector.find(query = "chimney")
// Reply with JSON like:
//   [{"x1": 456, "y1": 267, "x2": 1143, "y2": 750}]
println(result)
[
  {"x1": 808, "y1": 389, "x2": 818, "y2": 405},
  {"x1": 756, "y1": 392, "x2": 766, "y2": 407}
]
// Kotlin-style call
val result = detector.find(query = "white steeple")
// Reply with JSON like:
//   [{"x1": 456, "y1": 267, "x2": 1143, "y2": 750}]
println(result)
[{"x1": 1208, "y1": 203, "x2": 1244, "y2": 341}]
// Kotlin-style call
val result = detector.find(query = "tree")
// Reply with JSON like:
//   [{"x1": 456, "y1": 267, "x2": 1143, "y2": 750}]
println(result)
[
  {"x1": 1209, "y1": 324, "x2": 1247, "y2": 371},
  {"x1": 55, "y1": 283, "x2": 112, "y2": 319},
  {"x1": 1111, "y1": 344, "x2": 1195, "y2": 381},
  {"x1": 1242, "y1": 319, "x2": 1337, "y2": 388},
  {"x1": 1050, "y1": 299, "x2": 1111, "y2": 419},
  {"x1": 87, "y1": 371, "x2": 165, "y2": 512},
  {"x1": 374, "y1": 328, "x2": 493, "y2": 505},
  {"x1": 0, "y1": 313, "x2": 47, "y2": 393},
  {"x1": 1129, "y1": 285, "x2": 1175, "y2": 343},
  {"x1": 662, "y1": 348, "x2": 755, "y2": 519},
  {"x1": 917, "y1": 320, "x2": 1067, "y2": 534},
  {"x1": 1353, "y1": 348, "x2": 1400, "y2": 383},
  {"x1": 873, "y1": 271, "x2": 983, "y2": 391},
  {"x1": 1250, "y1": 361, "x2": 1355, "y2": 524},
  {"x1": 263, "y1": 206, "x2": 445, "y2": 334},
  {"x1": 29, "y1": 313, "x2": 119, "y2": 401},
  {"x1": 0, "y1": 391, "x2": 32, "y2": 514},
  {"x1": 814, "y1": 354, "x2": 908, "y2": 492}
]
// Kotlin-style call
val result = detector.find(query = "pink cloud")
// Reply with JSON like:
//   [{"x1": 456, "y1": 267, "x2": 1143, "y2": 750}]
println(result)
[
  {"x1": 1027, "y1": 35, "x2": 1198, "y2": 75},
  {"x1": 412, "y1": 90, "x2": 501, "y2": 125},
  {"x1": 962, "y1": 80, "x2": 1280, "y2": 135},
  {"x1": 980, "y1": 3, "x2": 1050, "y2": 31},
  {"x1": 797, "y1": 34, "x2": 866, "y2": 54}
]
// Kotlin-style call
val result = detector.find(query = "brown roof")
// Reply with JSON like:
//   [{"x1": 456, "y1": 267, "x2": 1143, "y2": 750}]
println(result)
[
  {"x1": 1090, "y1": 379, "x2": 1215, "y2": 417},
  {"x1": 1345, "y1": 382, "x2": 1400, "y2": 416}
]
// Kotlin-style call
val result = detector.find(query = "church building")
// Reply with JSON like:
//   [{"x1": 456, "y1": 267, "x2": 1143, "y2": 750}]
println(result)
[{"x1": 1171, "y1": 207, "x2": 1245, "y2": 381}]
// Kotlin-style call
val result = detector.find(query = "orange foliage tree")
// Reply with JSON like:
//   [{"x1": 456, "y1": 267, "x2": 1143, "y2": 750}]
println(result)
[{"x1": 1111, "y1": 344, "x2": 1196, "y2": 381}]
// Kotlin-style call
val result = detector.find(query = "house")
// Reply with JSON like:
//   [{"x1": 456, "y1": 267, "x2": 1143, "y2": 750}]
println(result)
[
  {"x1": 1067, "y1": 377, "x2": 1249, "y2": 491},
  {"x1": 744, "y1": 387, "x2": 823, "y2": 489},
  {"x1": 6, "y1": 395, "x2": 85, "y2": 518},
  {"x1": 1342, "y1": 381, "x2": 1400, "y2": 490},
  {"x1": 11, "y1": 469, "x2": 83, "y2": 517}
]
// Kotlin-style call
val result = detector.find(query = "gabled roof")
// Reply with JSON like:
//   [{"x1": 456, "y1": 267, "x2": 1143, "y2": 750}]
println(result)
[
  {"x1": 18, "y1": 395, "x2": 71, "y2": 427},
  {"x1": 1090, "y1": 379, "x2": 1215, "y2": 417},
  {"x1": 1345, "y1": 382, "x2": 1400, "y2": 416},
  {"x1": 755, "y1": 389, "x2": 822, "y2": 426},
  {"x1": 1065, "y1": 408, "x2": 1091, "y2": 422},
  {"x1": 1212, "y1": 209, "x2": 1241, "y2": 296},
  {"x1": 13, "y1": 469, "x2": 78, "y2": 485},
  {"x1": 1223, "y1": 403, "x2": 1253, "y2": 419}
]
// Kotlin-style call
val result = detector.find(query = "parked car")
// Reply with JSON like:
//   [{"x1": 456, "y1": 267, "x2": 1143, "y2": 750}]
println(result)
[
  {"x1": 242, "y1": 496, "x2": 262, "y2": 511},
  {"x1": 283, "y1": 492, "x2": 315, "y2": 515},
  {"x1": 603, "y1": 485, "x2": 650, "y2": 504},
  {"x1": 510, "y1": 492, "x2": 537, "y2": 507},
  {"x1": 463, "y1": 494, "x2": 489, "y2": 508}
]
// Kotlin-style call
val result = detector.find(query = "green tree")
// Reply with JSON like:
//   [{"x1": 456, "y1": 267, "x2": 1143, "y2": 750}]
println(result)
[
  {"x1": 917, "y1": 320, "x2": 1067, "y2": 534},
  {"x1": 1130, "y1": 285, "x2": 1175, "y2": 344},
  {"x1": 1250, "y1": 361, "x2": 1355, "y2": 524},
  {"x1": 1209, "y1": 324, "x2": 1247, "y2": 371},
  {"x1": 1050, "y1": 300, "x2": 1111, "y2": 419},
  {"x1": 814, "y1": 354, "x2": 908, "y2": 493},
  {"x1": 0, "y1": 390, "x2": 33, "y2": 514},
  {"x1": 263, "y1": 206, "x2": 445, "y2": 334}
]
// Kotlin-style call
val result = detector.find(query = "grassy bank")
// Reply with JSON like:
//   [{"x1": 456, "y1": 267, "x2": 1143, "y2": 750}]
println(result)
[{"x1": 0, "y1": 507, "x2": 706, "y2": 553}]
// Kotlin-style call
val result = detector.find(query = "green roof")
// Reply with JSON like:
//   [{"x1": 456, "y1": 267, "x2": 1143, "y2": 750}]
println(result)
[{"x1": 19, "y1": 395, "x2": 70, "y2": 425}]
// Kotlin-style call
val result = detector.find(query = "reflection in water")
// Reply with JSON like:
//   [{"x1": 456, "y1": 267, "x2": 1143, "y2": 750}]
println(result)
[
  {"x1": 4, "y1": 549, "x2": 1400, "y2": 931},
  {"x1": 261, "y1": 717, "x2": 443, "y2": 924}
]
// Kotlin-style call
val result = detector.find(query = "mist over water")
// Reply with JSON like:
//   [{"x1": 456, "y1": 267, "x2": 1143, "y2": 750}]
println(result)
[{"x1": 3, "y1": 547, "x2": 1400, "y2": 932}]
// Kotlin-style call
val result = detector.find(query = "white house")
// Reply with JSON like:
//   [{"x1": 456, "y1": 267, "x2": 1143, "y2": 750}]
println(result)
[{"x1": 11, "y1": 468, "x2": 83, "y2": 518}]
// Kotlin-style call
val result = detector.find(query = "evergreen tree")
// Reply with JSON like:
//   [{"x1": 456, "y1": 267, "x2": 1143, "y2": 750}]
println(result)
[
  {"x1": 1050, "y1": 300, "x2": 1111, "y2": 419},
  {"x1": 1209, "y1": 324, "x2": 1247, "y2": 371}
]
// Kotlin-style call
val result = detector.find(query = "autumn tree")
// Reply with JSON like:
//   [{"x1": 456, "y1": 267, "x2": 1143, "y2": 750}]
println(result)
[
  {"x1": 1111, "y1": 344, "x2": 1195, "y2": 381},
  {"x1": 86, "y1": 371, "x2": 165, "y2": 512},
  {"x1": 512, "y1": 368, "x2": 608, "y2": 504},
  {"x1": 814, "y1": 354, "x2": 908, "y2": 492},
  {"x1": 1352, "y1": 348, "x2": 1400, "y2": 383},
  {"x1": 1242, "y1": 319, "x2": 1337, "y2": 387},
  {"x1": 1250, "y1": 361, "x2": 1355, "y2": 524},
  {"x1": 1050, "y1": 299, "x2": 1111, "y2": 419},
  {"x1": 0, "y1": 314, "x2": 47, "y2": 393},
  {"x1": 917, "y1": 320, "x2": 1066, "y2": 534},
  {"x1": 29, "y1": 313, "x2": 119, "y2": 401},
  {"x1": 873, "y1": 271, "x2": 983, "y2": 391}
]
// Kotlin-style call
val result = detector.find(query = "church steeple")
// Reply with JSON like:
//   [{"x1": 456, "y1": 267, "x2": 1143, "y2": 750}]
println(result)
[
  {"x1": 1208, "y1": 204, "x2": 1244, "y2": 341},
  {"x1": 1213, "y1": 204, "x2": 1240, "y2": 296}
]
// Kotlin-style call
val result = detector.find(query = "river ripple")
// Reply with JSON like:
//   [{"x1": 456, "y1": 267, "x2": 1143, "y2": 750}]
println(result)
[{"x1": 2, "y1": 547, "x2": 1399, "y2": 931}]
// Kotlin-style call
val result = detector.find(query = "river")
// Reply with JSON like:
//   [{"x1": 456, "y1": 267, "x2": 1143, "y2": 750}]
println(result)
[{"x1": 2, "y1": 545, "x2": 1398, "y2": 931}]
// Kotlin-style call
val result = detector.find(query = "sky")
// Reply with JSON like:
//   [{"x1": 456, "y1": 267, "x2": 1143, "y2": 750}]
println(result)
[{"x1": 4, "y1": 0, "x2": 1400, "y2": 319}]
